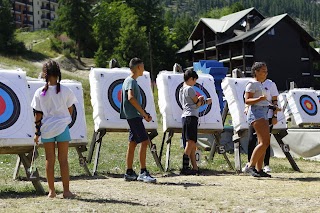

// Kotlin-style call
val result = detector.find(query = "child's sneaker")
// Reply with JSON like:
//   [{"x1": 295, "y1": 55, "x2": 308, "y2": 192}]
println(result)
[
  {"x1": 242, "y1": 162, "x2": 249, "y2": 172},
  {"x1": 124, "y1": 171, "x2": 138, "y2": 181},
  {"x1": 137, "y1": 170, "x2": 156, "y2": 183},
  {"x1": 263, "y1": 165, "x2": 271, "y2": 173},
  {"x1": 259, "y1": 170, "x2": 272, "y2": 178},
  {"x1": 244, "y1": 166, "x2": 261, "y2": 177}
]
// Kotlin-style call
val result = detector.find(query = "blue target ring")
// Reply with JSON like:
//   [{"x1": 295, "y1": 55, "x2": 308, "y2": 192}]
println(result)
[
  {"x1": 108, "y1": 79, "x2": 146, "y2": 113},
  {"x1": 300, "y1": 95, "x2": 317, "y2": 116},
  {"x1": 175, "y1": 82, "x2": 211, "y2": 117},
  {"x1": 0, "y1": 82, "x2": 21, "y2": 130}
]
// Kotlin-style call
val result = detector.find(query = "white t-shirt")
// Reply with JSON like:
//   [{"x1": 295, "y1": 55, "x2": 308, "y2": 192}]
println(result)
[
  {"x1": 245, "y1": 79, "x2": 279, "y2": 118},
  {"x1": 31, "y1": 84, "x2": 78, "y2": 139}
]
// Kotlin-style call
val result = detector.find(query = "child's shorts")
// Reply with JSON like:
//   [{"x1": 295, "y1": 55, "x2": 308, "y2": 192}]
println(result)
[
  {"x1": 127, "y1": 117, "x2": 149, "y2": 143},
  {"x1": 182, "y1": 116, "x2": 198, "y2": 145},
  {"x1": 247, "y1": 105, "x2": 269, "y2": 125},
  {"x1": 41, "y1": 126, "x2": 71, "y2": 143}
]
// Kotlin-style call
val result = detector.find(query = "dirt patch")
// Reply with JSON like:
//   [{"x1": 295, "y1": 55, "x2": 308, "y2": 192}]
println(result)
[{"x1": 2, "y1": 172, "x2": 320, "y2": 212}]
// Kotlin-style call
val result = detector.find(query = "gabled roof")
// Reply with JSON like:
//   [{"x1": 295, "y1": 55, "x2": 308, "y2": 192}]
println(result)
[
  {"x1": 189, "y1": 7, "x2": 264, "y2": 40},
  {"x1": 176, "y1": 40, "x2": 200, "y2": 54},
  {"x1": 219, "y1": 7, "x2": 258, "y2": 32},
  {"x1": 218, "y1": 13, "x2": 315, "y2": 46},
  {"x1": 252, "y1": 14, "x2": 314, "y2": 42}
]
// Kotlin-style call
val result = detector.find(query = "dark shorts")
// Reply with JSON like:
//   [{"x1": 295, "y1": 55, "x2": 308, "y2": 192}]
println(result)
[
  {"x1": 127, "y1": 117, "x2": 149, "y2": 143},
  {"x1": 182, "y1": 116, "x2": 198, "y2": 146}
]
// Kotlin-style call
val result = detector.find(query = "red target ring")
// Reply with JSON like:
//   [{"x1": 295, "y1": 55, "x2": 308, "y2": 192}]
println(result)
[
  {"x1": 108, "y1": 79, "x2": 146, "y2": 113},
  {"x1": 175, "y1": 82, "x2": 211, "y2": 117},
  {"x1": 300, "y1": 95, "x2": 317, "y2": 116},
  {"x1": 0, "y1": 82, "x2": 21, "y2": 130}
]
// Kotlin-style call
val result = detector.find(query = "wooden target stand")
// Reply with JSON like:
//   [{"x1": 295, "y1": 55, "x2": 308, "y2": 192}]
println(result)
[
  {"x1": 159, "y1": 127, "x2": 234, "y2": 172},
  {"x1": 13, "y1": 143, "x2": 91, "y2": 187},
  {"x1": 87, "y1": 128, "x2": 164, "y2": 176},
  {"x1": 0, "y1": 146, "x2": 45, "y2": 195}
]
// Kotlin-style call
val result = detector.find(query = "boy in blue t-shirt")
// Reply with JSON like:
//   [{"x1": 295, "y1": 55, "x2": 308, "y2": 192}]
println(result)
[{"x1": 120, "y1": 57, "x2": 156, "y2": 183}]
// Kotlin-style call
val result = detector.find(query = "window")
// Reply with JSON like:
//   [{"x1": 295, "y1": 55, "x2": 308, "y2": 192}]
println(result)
[{"x1": 268, "y1": 28, "x2": 275, "y2": 36}]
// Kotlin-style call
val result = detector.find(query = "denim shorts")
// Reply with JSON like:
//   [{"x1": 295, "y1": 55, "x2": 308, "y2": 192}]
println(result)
[
  {"x1": 127, "y1": 117, "x2": 149, "y2": 143},
  {"x1": 41, "y1": 126, "x2": 71, "y2": 143},
  {"x1": 182, "y1": 116, "x2": 198, "y2": 147},
  {"x1": 247, "y1": 105, "x2": 269, "y2": 125}
]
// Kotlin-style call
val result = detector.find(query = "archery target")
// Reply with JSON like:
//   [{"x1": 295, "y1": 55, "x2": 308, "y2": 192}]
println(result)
[
  {"x1": 89, "y1": 68, "x2": 158, "y2": 131},
  {"x1": 27, "y1": 78, "x2": 87, "y2": 144},
  {"x1": 287, "y1": 89, "x2": 320, "y2": 125},
  {"x1": 0, "y1": 69, "x2": 34, "y2": 146},
  {"x1": 156, "y1": 71, "x2": 222, "y2": 132},
  {"x1": 221, "y1": 78, "x2": 286, "y2": 132}
]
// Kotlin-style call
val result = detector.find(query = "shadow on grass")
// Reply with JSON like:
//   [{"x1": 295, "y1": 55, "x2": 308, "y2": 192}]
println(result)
[
  {"x1": 17, "y1": 174, "x2": 107, "y2": 182},
  {"x1": 158, "y1": 181, "x2": 203, "y2": 188},
  {"x1": 274, "y1": 176, "x2": 320, "y2": 182},
  {"x1": 0, "y1": 189, "x2": 39, "y2": 199},
  {"x1": 163, "y1": 169, "x2": 235, "y2": 177},
  {"x1": 75, "y1": 197, "x2": 144, "y2": 206}
]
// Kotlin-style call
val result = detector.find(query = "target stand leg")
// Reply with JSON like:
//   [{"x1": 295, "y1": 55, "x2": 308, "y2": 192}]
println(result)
[
  {"x1": 148, "y1": 130, "x2": 164, "y2": 171},
  {"x1": 87, "y1": 129, "x2": 107, "y2": 176},
  {"x1": 18, "y1": 153, "x2": 45, "y2": 195},
  {"x1": 273, "y1": 130, "x2": 300, "y2": 172},
  {"x1": 213, "y1": 133, "x2": 234, "y2": 170},
  {"x1": 75, "y1": 145, "x2": 91, "y2": 176},
  {"x1": 164, "y1": 130, "x2": 174, "y2": 172},
  {"x1": 13, "y1": 155, "x2": 22, "y2": 180}
]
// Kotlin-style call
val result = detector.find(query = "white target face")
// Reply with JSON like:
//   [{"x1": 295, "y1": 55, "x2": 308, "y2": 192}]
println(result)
[
  {"x1": 287, "y1": 89, "x2": 320, "y2": 125},
  {"x1": 89, "y1": 68, "x2": 158, "y2": 131},
  {"x1": 0, "y1": 70, "x2": 33, "y2": 146},
  {"x1": 27, "y1": 79, "x2": 87, "y2": 144},
  {"x1": 60, "y1": 80, "x2": 87, "y2": 143},
  {"x1": 156, "y1": 71, "x2": 222, "y2": 132}
]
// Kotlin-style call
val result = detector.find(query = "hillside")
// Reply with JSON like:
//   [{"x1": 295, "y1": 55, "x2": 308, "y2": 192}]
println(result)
[{"x1": 162, "y1": 0, "x2": 320, "y2": 41}]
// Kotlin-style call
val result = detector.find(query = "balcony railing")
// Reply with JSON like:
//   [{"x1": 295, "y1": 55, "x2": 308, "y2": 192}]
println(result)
[
  {"x1": 23, "y1": 20, "x2": 33, "y2": 25},
  {"x1": 23, "y1": 10, "x2": 33, "y2": 15},
  {"x1": 41, "y1": 15, "x2": 50, "y2": 20},
  {"x1": 194, "y1": 40, "x2": 216, "y2": 51},
  {"x1": 41, "y1": 6, "x2": 50, "y2": 10}
]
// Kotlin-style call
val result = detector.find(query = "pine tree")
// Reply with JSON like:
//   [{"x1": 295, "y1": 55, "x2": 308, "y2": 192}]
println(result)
[{"x1": 0, "y1": 0, "x2": 16, "y2": 52}]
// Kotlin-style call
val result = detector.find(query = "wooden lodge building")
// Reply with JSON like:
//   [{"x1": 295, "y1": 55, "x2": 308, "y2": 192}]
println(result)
[{"x1": 178, "y1": 8, "x2": 320, "y2": 90}]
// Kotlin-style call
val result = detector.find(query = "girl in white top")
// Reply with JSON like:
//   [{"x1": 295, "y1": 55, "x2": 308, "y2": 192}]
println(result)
[
  {"x1": 244, "y1": 62, "x2": 278, "y2": 178},
  {"x1": 31, "y1": 60, "x2": 77, "y2": 198}
]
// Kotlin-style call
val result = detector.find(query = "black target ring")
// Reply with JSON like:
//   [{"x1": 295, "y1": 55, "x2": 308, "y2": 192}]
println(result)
[
  {"x1": 299, "y1": 94, "x2": 317, "y2": 116},
  {"x1": 108, "y1": 79, "x2": 147, "y2": 113},
  {"x1": 68, "y1": 104, "x2": 77, "y2": 128},
  {"x1": 175, "y1": 82, "x2": 211, "y2": 117},
  {"x1": 0, "y1": 82, "x2": 21, "y2": 130}
]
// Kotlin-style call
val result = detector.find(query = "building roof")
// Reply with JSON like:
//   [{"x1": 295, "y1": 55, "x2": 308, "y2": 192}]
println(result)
[
  {"x1": 176, "y1": 40, "x2": 200, "y2": 54},
  {"x1": 218, "y1": 13, "x2": 315, "y2": 46},
  {"x1": 189, "y1": 7, "x2": 263, "y2": 40}
]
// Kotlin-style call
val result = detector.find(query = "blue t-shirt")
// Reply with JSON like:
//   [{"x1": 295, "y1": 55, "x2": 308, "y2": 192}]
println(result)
[{"x1": 120, "y1": 76, "x2": 142, "y2": 119}]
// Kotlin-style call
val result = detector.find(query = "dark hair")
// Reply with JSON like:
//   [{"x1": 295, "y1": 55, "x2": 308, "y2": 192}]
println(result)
[
  {"x1": 129, "y1": 57, "x2": 143, "y2": 69},
  {"x1": 183, "y1": 68, "x2": 198, "y2": 82},
  {"x1": 251, "y1": 62, "x2": 267, "y2": 77},
  {"x1": 42, "y1": 60, "x2": 61, "y2": 95}
]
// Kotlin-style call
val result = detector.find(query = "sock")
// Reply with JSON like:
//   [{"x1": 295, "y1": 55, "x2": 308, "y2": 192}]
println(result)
[
  {"x1": 182, "y1": 154, "x2": 190, "y2": 169},
  {"x1": 126, "y1": 169, "x2": 133, "y2": 175},
  {"x1": 140, "y1": 168, "x2": 147, "y2": 174}
]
